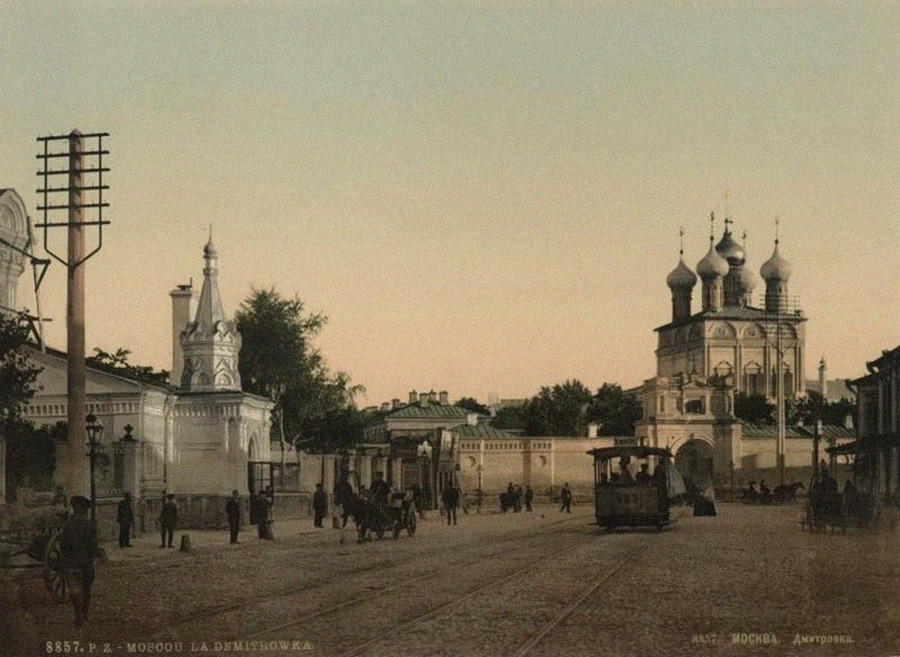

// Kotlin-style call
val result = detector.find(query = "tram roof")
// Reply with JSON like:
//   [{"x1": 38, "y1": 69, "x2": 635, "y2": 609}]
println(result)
[{"x1": 587, "y1": 445, "x2": 672, "y2": 459}]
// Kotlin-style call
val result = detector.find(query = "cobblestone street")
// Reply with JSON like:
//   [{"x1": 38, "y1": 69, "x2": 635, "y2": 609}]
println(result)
[{"x1": 2, "y1": 502, "x2": 898, "y2": 657}]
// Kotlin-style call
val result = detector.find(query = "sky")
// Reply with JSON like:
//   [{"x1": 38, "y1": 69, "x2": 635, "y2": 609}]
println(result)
[{"x1": 0, "y1": 1, "x2": 897, "y2": 406}]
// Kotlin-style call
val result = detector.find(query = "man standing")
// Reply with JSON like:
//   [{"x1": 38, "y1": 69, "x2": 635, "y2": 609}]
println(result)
[
  {"x1": 312, "y1": 483, "x2": 327, "y2": 528},
  {"x1": 560, "y1": 483, "x2": 572, "y2": 514},
  {"x1": 524, "y1": 485, "x2": 534, "y2": 512},
  {"x1": 116, "y1": 492, "x2": 134, "y2": 548},
  {"x1": 159, "y1": 494, "x2": 177, "y2": 548},
  {"x1": 60, "y1": 496, "x2": 97, "y2": 626},
  {"x1": 442, "y1": 484, "x2": 459, "y2": 525},
  {"x1": 226, "y1": 490, "x2": 240, "y2": 544},
  {"x1": 370, "y1": 473, "x2": 390, "y2": 508}
]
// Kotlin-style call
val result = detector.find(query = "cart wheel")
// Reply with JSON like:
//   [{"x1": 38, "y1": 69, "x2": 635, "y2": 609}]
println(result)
[
  {"x1": 407, "y1": 512, "x2": 416, "y2": 537},
  {"x1": 43, "y1": 531, "x2": 67, "y2": 603}
]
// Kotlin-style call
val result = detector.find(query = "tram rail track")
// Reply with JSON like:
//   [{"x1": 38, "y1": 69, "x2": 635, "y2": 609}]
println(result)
[
  {"x1": 151, "y1": 514, "x2": 583, "y2": 640},
  {"x1": 271, "y1": 526, "x2": 606, "y2": 657},
  {"x1": 510, "y1": 542, "x2": 651, "y2": 657}
]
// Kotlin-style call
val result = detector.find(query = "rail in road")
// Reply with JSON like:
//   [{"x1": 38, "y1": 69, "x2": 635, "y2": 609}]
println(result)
[{"x1": 151, "y1": 514, "x2": 583, "y2": 641}]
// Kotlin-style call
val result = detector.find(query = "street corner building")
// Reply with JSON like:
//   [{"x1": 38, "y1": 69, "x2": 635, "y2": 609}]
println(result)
[{"x1": 1, "y1": 206, "x2": 273, "y2": 536}]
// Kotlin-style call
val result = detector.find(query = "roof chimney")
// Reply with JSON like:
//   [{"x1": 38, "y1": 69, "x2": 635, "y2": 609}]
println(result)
[
  {"x1": 392, "y1": 398, "x2": 401, "y2": 409},
  {"x1": 439, "y1": 390, "x2": 448, "y2": 405},
  {"x1": 429, "y1": 390, "x2": 437, "y2": 402},
  {"x1": 380, "y1": 402, "x2": 390, "y2": 411},
  {"x1": 409, "y1": 390, "x2": 418, "y2": 404},
  {"x1": 170, "y1": 283, "x2": 194, "y2": 388},
  {"x1": 419, "y1": 392, "x2": 429, "y2": 404}
]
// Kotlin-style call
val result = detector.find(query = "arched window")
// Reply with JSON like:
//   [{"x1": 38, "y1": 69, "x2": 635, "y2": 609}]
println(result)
[{"x1": 745, "y1": 362, "x2": 763, "y2": 395}]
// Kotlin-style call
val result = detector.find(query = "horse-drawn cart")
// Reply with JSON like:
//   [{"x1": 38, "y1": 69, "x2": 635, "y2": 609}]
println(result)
[
  {"x1": 800, "y1": 473, "x2": 878, "y2": 533},
  {"x1": 0, "y1": 508, "x2": 69, "y2": 601}
]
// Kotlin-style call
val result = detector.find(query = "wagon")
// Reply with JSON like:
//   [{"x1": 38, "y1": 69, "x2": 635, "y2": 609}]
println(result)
[
  {"x1": 800, "y1": 473, "x2": 878, "y2": 533},
  {"x1": 0, "y1": 508, "x2": 69, "y2": 601}
]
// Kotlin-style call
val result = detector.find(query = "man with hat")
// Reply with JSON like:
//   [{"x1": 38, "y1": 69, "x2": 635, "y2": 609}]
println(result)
[
  {"x1": 159, "y1": 494, "x2": 178, "y2": 548},
  {"x1": 59, "y1": 496, "x2": 97, "y2": 625},
  {"x1": 116, "y1": 492, "x2": 134, "y2": 548}
]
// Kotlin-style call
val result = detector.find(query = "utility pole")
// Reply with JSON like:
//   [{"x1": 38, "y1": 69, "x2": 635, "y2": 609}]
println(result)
[{"x1": 36, "y1": 130, "x2": 109, "y2": 497}]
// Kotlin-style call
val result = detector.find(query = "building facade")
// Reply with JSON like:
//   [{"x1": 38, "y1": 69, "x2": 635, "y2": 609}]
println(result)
[
  {"x1": 848, "y1": 346, "x2": 900, "y2": 501},
  {"x1": 636, "y1": 218, "x2": 818, "y2": 489},
  {"x1": 7, "y1": 226, "x2": 272, "y2": 531}
]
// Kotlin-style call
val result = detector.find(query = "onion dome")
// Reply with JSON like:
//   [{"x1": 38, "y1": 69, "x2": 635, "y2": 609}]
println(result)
[
  {"x1": 203, "y1": 236, "x2": 217, "y2": 259},
  {"x1": 738, "y1": 265, "x2": 758, "y2": 295},
  {"x1": 760, "y1": 244, "x2": 791, "y2": 281},
  {"x1": 715, "y1": 229, "x2": 744, "y2": 266},
  {"x1": 696, "y1": 240, "x2": 729, "y2": 279},
  {"x1": 666, "y1": 258, "x2": 697, "y2": 290}
]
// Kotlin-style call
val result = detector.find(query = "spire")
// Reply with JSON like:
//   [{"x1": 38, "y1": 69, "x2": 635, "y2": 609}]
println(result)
[
  {"x1": 179, "y1": 236, "x2": 242, "y2": 392},
  {"x1": 679, "y1": 225, "x2": 684, "y2": 257}
]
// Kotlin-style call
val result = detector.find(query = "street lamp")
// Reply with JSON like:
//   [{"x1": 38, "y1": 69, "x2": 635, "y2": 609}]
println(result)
[
  {"x1": 417, "y1": 439, "x2": 432, "y2": 510},
  {"x1": 85, "y1": 413, "x2": 103, "y2": 524},
  {"x1": 475, "y1": 464, "x2": 483, "y2": 514}
]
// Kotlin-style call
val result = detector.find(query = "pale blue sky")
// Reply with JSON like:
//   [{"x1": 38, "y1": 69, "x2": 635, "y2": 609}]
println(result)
[{"x1": 0, "y1": 1, "x2": 897, "y2": 404}]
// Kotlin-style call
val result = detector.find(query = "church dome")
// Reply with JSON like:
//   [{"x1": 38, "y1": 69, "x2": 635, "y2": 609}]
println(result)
[
  {"x1": 667, "y1": 258, "x2": 697, "y2": 289},
  {"x1": 696, "y1": 241, "x2": 729, "y2": 279},
  {"x1": 738, "y1": 265, "x2": 758, "y2": 294},
  {"x1": 760, "y1": 244, "x2": 791, "y2": 281},
  {"x1": 715, "y1": 230, "x2": 744, "y2": 266},
  {"x1": 203, "y1": 237, "x2": 217, "y2": 258}
]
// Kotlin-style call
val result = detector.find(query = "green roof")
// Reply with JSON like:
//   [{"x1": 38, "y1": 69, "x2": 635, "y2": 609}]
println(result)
[
  {"x1": 388, "y1": 402, "x2": 474, "y2": 420},
  {"x1": 452, "y1": 424, "x2": 519, "y2": 439}
]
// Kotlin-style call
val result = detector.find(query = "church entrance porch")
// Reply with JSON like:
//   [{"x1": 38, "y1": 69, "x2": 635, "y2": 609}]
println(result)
[{"x1": 675, "y1": 439, "x2": 714, "y2": 492}]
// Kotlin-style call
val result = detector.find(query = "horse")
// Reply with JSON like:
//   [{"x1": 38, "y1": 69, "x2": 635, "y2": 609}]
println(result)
[
  {"x1": 335, "y1": 486, "x2": 397, "y2": 543},
  {"x1": 773, "y1": 482, "x2": 805, "y2": 504}
]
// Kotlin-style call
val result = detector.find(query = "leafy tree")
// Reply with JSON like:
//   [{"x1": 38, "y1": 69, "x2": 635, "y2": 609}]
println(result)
[
  {"x1": 5, "y1": 421, "x2": 63, "y2": 496},
  {"x1": 236, "y1": 288, "x2": 365, "y2": 457},
  {"x1": 522, "y1": 380, "x2": 594, "y2": 436},
  {"x1": 734, "y1": 392, "x2": 776, "y2": 425},
  {"x1": 455, "y1": 397, "x2": 489, "y2": 415},
  {"x1": 0, "y1": 313, "x2": 45, "y2": 497},
  {"x1": 86, "y1": 347, "x2": 169, "y2": 386},
  {"x1": 489, "y1": 405, "x2": 525, "y2": 433},
  {"x1": 585, "y1": 383, "x2": 643, "y2": 436},
  {"x1": 789, "y1": 391, "x2": 856, "y2": 428}
]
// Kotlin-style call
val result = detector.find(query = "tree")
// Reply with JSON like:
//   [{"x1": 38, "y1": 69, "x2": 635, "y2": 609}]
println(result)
[
  {"x1": 789, "y1": 391, "x2": 856, "y2": 428},
  {"x1": 585, "y1": 383, "x2": 643, "y2": 436},
  {"x1": 0, "y1": 313, "x2": 45, "y2": 497},
  {"x1": 236, "y1": 288, "x2": 366, "y2": 457},
  {"x1": 489, "y1": 405, "x2": 525, "y2": 433},
  {"x1": 455, "y1": 397, "x2": 489, "y2": 415},
  {"x1": 734, "y1": 392, "x2": 776, "y2": 425},
  {"x1": 521, "y1": 380, "x2": 594, "y2": 436},
  {"x1": 86, "y1": 347, "x2": 168, "y2": 386},
  {"x1": 5, "y1": 421, "x2": 63, "y2": 497}
]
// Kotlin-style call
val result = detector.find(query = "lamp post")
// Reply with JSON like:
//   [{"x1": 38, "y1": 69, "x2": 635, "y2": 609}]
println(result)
[
  {"x1": 85, "y1": 412, "x2": 103, "y2": 524},
  {"x1": 417, "y1": 439, "x2": 432, "y2": 510},
  {"x1": 476, "y1": 464, "x2": 483, "y2": 514}
]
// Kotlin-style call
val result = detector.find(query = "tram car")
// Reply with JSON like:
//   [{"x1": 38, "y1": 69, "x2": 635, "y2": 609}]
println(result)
[{"x1": 587, "y1": 445, "x2": 686, "y2": 532}]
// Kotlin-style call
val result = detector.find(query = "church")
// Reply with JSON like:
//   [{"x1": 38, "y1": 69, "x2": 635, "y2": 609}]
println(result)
[
  {"x1": 0, "y1": 186, "x2": 271, "y2": 531},
  {"x1": 634, "y1": 216, "x2": 841, "y2": 490}
]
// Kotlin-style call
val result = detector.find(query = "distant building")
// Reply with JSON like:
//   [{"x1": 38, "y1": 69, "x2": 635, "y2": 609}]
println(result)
[{"x1": 635, "y1": 217, "x2": 848, "y2": 489}]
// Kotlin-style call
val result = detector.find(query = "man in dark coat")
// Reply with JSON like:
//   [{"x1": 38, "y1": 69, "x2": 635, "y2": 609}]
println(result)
[
  {"x1": 441, "y1": 485, "x2": 459, "y2": 525},
  {"x1": 312, "y1": 483, "x2": 327, "y2": 528},
  {"x1": 226, "y1": 489, "x2": 240, "y2": 544},
  {"x1": 560, "y1": 483, "x2": 572, "y2": 514},
  {"x1": 524, "y1": 485, "x2": 534, "y2": 512},
  {"x1": 159, "y1": 494, "x2": 177, "y2": 548},
  {"x1": 116, "y1": 492, "x2": 134, "y2": 548},
  {"x1": 370, "y1": 473, "x2": 390, "y2": 507},
  {"x1": 60, "y1": 496, "x2": 97, "y2": 626}
]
